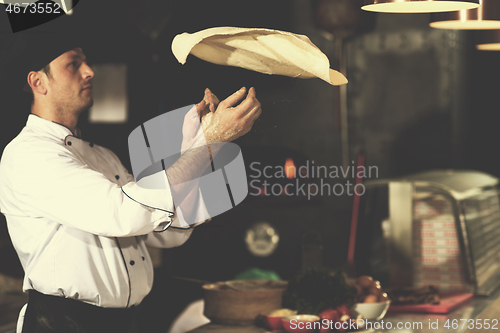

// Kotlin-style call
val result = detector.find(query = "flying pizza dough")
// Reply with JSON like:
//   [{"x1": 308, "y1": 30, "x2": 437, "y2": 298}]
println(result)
[{"x1": 171, "y1": 27, "x2": 347, "y2": 86}]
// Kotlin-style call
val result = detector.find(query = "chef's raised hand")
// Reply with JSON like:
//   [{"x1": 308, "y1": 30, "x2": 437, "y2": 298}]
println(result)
[
  {"x1": 181, "y1": 88, "x2": 222, "y2": 153},
  {"x1": 169, "y1": 87, "x2": 261, "y2": 204},
  {"x1": 203, "y1": 88, "x2": 220, "y2": 113},
  {"x1": 202, "y1": 87, "x2": 262, "y2": 143},
  {"x1": 180, "y1": 100, "x2": 205, "y2": 154}
]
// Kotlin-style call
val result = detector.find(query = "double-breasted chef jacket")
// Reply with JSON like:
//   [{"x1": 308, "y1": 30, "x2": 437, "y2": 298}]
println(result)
[{"x1": 0, "y1": 114, "x2": 209, "y2": 317}]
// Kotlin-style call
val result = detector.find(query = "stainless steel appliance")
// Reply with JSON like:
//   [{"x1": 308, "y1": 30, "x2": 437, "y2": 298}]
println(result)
[{"x1": 360, "y1": 170, "x2": 500, "y2": 295}]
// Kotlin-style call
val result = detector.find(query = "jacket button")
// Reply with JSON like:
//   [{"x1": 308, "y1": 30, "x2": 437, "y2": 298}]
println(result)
[
  {"x1": 142, "y1": 256, "x2": 145, "y2": 261},
  {"x1": 115, "y1": 175, "x2": 120, "y2": 180},
  {"x1": 130, "y1": 260, "x2": 135, "y2": 266},
  {"x1": 89, "y1": 143, "x2": 94, "y2": 147},
  {"x1": 67, "y1": 141, "x2": 72, "y2": 146}
]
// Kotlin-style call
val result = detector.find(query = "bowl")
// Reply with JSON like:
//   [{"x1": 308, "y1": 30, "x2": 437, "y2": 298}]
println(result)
[
  {"x1": 260, "y1": 309, "x2": 298, "y2": 331},
  {"x1": 203, "y1": 280, "x2": 288, "y2": 325},
  {"x1": 281, "y1": 315, "x2": 321, "y2": 333},
  {"x1": 351, "y1": 301, "x2": 391, "y2": 320},
  {"x1": 260, "y1": 314, "x2": 285, "y2": 331}
]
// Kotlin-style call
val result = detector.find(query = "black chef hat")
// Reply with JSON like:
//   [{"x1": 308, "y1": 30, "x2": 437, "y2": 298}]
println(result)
[{"x1": 0, "y1": 15, "x2": 85, "y2": 89}]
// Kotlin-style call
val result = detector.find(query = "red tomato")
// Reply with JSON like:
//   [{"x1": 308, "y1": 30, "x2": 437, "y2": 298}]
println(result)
[
  {"x1": 318, "y1": 308, "x2": 339, "y2": 333},
  {"x1": 335, "y1": 304, "x2": 352, "y2": 317}
]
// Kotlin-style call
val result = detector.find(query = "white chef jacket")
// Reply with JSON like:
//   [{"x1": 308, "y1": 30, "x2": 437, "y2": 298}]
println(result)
[{"x1": 0, "y1": 114, "x2": 206, "y2": 312}]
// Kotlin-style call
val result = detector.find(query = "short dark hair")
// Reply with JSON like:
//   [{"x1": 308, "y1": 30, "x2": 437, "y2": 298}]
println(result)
[{"x1": 23, "y1": 64, "x2": 52, "y2": 104}]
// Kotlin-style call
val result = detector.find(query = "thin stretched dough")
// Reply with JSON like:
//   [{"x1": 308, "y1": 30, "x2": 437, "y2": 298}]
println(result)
[{"x1": 172, "y1": 27, "x2": 347, "y2": 86}]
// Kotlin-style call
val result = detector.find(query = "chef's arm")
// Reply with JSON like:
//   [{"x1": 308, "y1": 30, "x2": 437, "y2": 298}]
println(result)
[
  {"x1": 163, "y1": 87, "x2": 261, "y2": 218},
  {"x1": 144, "y1": 224, "x2": 193, "y2": 248},
  {"x1": 164, "y1": 140, "x2": 222, "y2": 207},
  {"x1": 142, "y1": 88, "x2": 261, "y2": 246}
]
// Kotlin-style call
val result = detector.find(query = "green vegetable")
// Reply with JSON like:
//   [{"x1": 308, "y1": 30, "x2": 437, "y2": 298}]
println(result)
[{"x1": 283, "y1": 268, "x2": 357, "y2": 314}]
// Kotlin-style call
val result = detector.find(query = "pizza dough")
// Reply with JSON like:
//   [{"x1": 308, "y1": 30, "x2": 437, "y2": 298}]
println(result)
[{"x1": 171, "y1": 27, "x2": 347, "y2": 86}]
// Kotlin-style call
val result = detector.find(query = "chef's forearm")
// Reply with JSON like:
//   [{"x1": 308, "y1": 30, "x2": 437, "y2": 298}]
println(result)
[
  {"x1": 165, "y1": 138, "x2": 223, "y2": 204},
  {"x1": 165, "y1": 143, "x2": 222, "y2": 185}
]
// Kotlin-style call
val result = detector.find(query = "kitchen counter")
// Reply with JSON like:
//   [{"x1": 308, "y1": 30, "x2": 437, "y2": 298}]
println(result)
[{"x1": 187, "y1": 286, "x2": 500, "y2": 333}]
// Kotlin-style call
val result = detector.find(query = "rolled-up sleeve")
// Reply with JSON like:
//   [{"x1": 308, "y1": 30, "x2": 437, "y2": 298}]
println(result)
[
  {"x1": 144, "y1": 221, "x2": 194, "y2": 248},
  {"x1": 140, "y1": 174, "x2": 209, "y2": 248}
]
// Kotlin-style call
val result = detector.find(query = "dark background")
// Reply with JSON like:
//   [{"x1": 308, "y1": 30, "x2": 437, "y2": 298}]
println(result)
[{"x1": 1, "y1": 0, "x2": 500, "y2": 331}]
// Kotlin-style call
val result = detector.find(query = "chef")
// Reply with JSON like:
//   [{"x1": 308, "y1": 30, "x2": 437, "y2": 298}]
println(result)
[{"x1": 0, "y1": 33, "x2": 262, "y2": 333}]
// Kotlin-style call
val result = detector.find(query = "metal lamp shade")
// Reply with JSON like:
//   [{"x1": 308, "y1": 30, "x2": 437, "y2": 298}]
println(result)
[
  {"x1": 362, "y1": 0, "x2": 480, "y2": 13},
  {"x1": 430, "y1": 0, "x2": 500, "y2": 29},
  {"x1": 476, "y1": 30, "x2": 500, "y2": 50}
]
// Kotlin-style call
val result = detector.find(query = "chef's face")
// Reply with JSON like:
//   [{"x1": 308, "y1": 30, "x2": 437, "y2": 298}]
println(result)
[{"x1": 45, "y1": 48, "x2": 94, "y2": 115}]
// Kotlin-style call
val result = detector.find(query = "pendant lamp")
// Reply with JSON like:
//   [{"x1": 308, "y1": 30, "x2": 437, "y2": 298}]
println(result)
[
  {"x1": 430, "y1": 0, "x2": 500, "y2": 29},
  {"x1": 476, "y1": 30, "x2": 500, "y2": 50},
  {"x1": 362, "y1": 0, "x2": 480, "y2": 13}
]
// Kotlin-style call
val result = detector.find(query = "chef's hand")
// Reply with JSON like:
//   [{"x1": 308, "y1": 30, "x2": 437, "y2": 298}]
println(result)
[
  {"x1": 170, "y1": 87, "x2": 260, "y2": 207},
  {"x1": 181, "y1": 88, "x2": 220, "y2": 154},
  {"x1": 201, "y1": 87, "x2": 262, "y2": 143},
  {"x1": 203, "y1": 87, "x2": 220, "y2": 113}
]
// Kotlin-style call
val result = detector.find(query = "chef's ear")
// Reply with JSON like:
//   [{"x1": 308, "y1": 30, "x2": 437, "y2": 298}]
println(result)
[{"x1": 27, "y1": 71, "x2": 48, "y2": 96}]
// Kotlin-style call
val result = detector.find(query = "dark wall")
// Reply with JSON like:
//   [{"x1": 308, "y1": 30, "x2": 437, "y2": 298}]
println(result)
[
  {"x1": 464, "y1": 45, "x2": 500, "y2": 177},
  {"x1": 346, "y1": 13, "x2": 473, "y2": 178}
]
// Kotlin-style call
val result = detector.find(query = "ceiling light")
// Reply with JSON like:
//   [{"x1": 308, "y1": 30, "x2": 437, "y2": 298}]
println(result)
[
  {"x1": 430, "y1": 0, "x2": 500, "y2": 29},
  {"x1": 362, "y1": 0, "x2": 480, "y2": 14},
  {"x1": 476, "y1": 30, "x2": 500, "y2": 50}
]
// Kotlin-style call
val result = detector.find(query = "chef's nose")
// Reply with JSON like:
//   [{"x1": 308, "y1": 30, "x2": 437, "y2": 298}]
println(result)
[{"x1": 82, "y1": 62, "x2": 94, "y2": 80}]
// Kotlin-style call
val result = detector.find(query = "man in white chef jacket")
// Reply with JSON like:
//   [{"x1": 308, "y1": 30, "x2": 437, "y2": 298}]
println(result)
[{"x1": 0, "y1": 35, "x2": 261, "y2": 333}]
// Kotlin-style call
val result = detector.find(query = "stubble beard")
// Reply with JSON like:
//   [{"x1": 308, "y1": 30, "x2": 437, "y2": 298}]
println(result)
[
  {"x1": 57, "y1": 94, "x2": 93, "y2": 118},
  {"x1": 74, "y1": 89, "x2": 94, "y2": 114}
]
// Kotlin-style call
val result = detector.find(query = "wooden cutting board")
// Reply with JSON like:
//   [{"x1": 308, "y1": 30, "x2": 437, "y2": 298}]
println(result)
[{"x1": 388, "y1": 293, "x2": 474, "y2": 314}]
